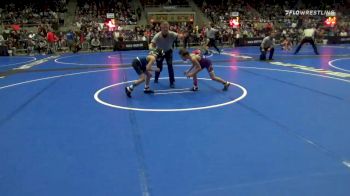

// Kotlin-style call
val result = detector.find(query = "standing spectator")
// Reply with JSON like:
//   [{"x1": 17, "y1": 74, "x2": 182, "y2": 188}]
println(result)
[
  {"x1": 66, "y1": 29, "x2": 75, "y2": 52},
  {"x1": 113, "y1": 30, "x2": 120, "y2": 51},
  {"x1": 47, "y1": 28, "x2": 58, "y2": 54},
  {"x1": 72, "y1": 31, "x2": 83, "y2": 53}
]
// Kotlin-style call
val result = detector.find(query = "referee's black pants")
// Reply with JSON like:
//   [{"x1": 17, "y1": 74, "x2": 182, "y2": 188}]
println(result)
[
  {"x1": 208, "y1": 38, "x2": 221, "y2": 53},
  {"x1": 260, "y1": 47, "x2": 274, "y2": 60},
  {"x1": 294, "y1": 37, "x2": 319, "y2": 55},
  {"x1": 154, "y1": 49, "x2": 175, "y2": 85}
]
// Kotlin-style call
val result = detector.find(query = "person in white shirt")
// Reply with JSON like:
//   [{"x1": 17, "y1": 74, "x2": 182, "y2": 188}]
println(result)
[{"x1": 294, "y1": 26, "x2": 319, "y2": 55}]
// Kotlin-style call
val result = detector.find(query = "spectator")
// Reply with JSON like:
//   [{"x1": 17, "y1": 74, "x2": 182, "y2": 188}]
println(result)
[
  {"x1": 90, "y1": 35, "x2": 101, "y2": 52},
  {"x1": 47, "y1": 28, "x2": 58, "y2": 54},
  {"x1": 26, "y1": 37, "x2": 36, "y2": 55},
  {"x1": 66, "y1": 30, "x2": 75, "y2": 52},
  {"x1": 0, "y1": 34, "x2": 5, "y2": 45},
  {"x1": 37, "y1": 36, "x2": 47, "y2": 55}
]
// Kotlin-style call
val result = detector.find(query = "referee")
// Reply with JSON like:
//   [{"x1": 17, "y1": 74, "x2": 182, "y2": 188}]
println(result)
[
  {"x1": 260, "y1": 32, "x2": 275, "y2": 60},
  {"x1": 294, "y1": 26, "x2": 319, "y2": 55},
  {"x1": 149, "y1": 21, "x2": 179, "y2": 88},
  {"x1": 205, "y1": 23, "x2": 221, "y2": 54}
]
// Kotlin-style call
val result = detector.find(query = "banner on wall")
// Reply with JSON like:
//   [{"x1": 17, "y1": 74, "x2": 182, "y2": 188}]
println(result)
[{"x1": 148, "y1": 13, "x2": 195, "y2": 22}]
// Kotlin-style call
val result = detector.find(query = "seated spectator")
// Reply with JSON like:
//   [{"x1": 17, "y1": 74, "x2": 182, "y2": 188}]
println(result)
[
  {"x1": 340, "y1": 29, "x2": 348, "y2": 37},
  {"x1": 6, "y1": 37, "x2": 17, "y2": 56},
  {"x1": 36, "y1": 36, "x2": 48, "y2": 55},
  {"x1": 56, "y1": 32, "x2": 67, "y2": 51},
  {"x1": 281, "y1": 37, "x2": 293, "y2": 51},
  {"x1": 90, "y1": 35, "x2": 101, "y2": 52},
  {"x1": 26, "y1": 37, "x2": 36, "y2": 56},
  {"x1": 0, "y1": 34, "x2": 5, "y2": 45},
  {"x1": 72, "y1": 31, "x2": 83, "y2": 53}
]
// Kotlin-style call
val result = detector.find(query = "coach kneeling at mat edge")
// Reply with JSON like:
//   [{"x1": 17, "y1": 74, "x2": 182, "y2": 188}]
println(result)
[
  {"x1": 149, "y1": 21, "x2": 179, "y2": 88},
  {"x1": 260, "y1": 32, "x2": 275, "y2": 61}
]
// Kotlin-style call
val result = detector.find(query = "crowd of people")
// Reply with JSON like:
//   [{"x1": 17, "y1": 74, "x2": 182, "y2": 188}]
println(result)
[
  {"x1": 0, "y1": 0, "x2": 349, "y2": 56},
  {"x1": 140, "y1": 0, "x2": 189, "y2": 7},
  {"x1": 75, "y1": 0, "x2": 138, "y2": 26},
  {"x1": 201, "y1": 1, "x2": 348, "y2": 36},
  {"x1": 1, "y1": 22, "x2": 349, "y2": 56},
  {"x1": 0, "y1": 0, "x2": 67, "y2": 26}
]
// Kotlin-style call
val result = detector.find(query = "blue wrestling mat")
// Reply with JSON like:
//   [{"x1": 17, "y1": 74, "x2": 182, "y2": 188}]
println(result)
[{"x1": 1, "y1": 44, "x2": 350, "y2": 196}]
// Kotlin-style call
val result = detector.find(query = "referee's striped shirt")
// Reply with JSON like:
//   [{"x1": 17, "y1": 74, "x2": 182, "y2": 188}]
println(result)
[
  {"x1": 206, "y1": 28, "x2": 219, "y2": 39},
  {"x1": 260, "y1": 36, "x2": 275, "y2": 48}
]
